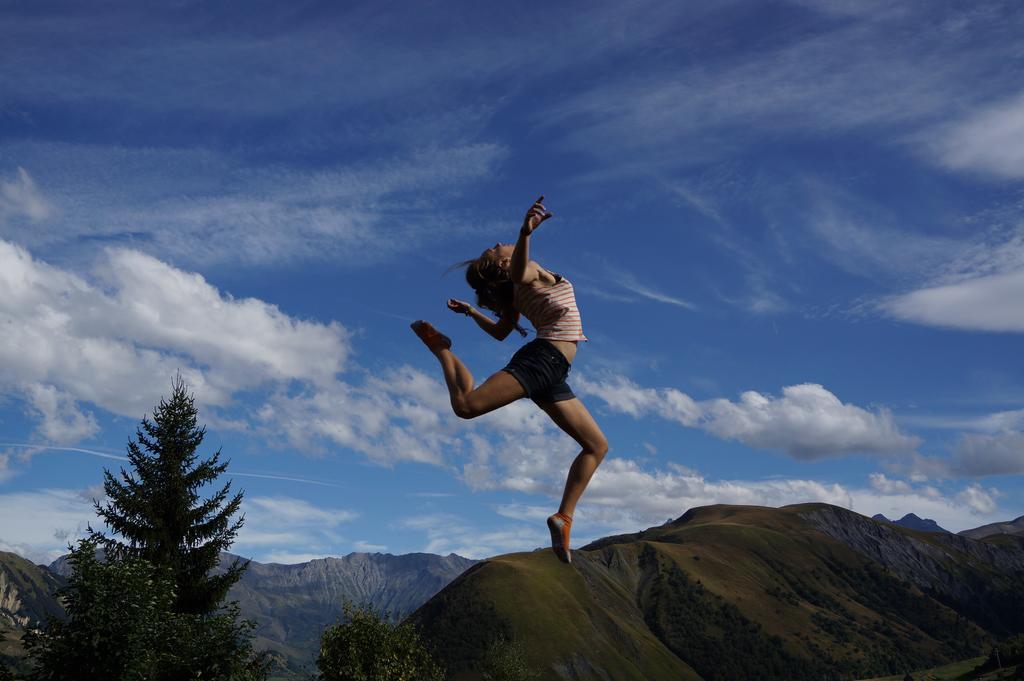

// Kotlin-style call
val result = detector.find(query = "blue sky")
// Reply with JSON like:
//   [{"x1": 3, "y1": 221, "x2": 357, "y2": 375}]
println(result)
[{"x1": 2, "y1": 0, "x2": 1023, "y2": 564}]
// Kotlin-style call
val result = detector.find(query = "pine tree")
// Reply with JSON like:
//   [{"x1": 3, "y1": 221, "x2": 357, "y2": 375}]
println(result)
[{"x1": 92, "y1": 375, "x2": 246, "y2": 615}]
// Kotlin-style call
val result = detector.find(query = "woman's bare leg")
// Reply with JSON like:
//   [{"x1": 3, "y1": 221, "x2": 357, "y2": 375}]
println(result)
[
  {"x1": 414, "y1": 325, "x2": 526, "y2": 418},
  {"x1": 538, "y1": 398, "x2": 609, "y2": 518}
]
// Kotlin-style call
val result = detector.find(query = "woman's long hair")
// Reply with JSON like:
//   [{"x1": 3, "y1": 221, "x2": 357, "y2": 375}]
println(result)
[{"x1": 453, "y1": 257, "x2": 528, "y2": 337}]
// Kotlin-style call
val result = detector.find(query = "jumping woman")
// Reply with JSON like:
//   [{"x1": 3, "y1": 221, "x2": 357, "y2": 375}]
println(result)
[{"x1": 411, "y1": 196, "x2": 608, "y2": 564}]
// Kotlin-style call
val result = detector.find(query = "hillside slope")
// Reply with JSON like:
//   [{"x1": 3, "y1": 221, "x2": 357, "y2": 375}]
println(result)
[
  {"x1": 0, "y1": 552, "x2": 65, "y2": 674},
  {"x1": 412, "y1": 504, "x2": 1024, "y2": 681},
  {"x1": 960, "y1": 515, "x2": 1024, "y2": 541}
]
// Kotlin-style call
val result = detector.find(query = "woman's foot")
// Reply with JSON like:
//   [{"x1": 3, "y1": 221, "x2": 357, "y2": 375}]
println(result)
[
  {"x1": 411, "y1": 321, "x2": 452, "y2": 353},
  {"x1": 547, "y1": 512, "x2": 572, "y2": 564}
]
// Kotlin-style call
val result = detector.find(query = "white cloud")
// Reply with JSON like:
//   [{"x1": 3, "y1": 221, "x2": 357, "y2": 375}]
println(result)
[
  {"x1": 410, "y1": 459, "x2": 1010, "y2": 557},
  {"x1": 955, "y1": 483, "x2": 1000, "y2": 515},
  {"x1": 930, "y1": 94, "x2": 1024, "y2": 178},
  {"x1": 868, "y1": 472, "x2": 911, "y2": 495},
  {"x1": 581, "y1": 462, "x2": 1008, "y2": 537},
  {"x1": 584, "y1": 457, "x2": 854, "y2": 524},
  {"x1": 701, "y1": 384, "x2": 919, "y2": 457},
  {"x1": 24, "y1": 384, "x2": 99, "y2": 444},
  {"x1": 0, "y1": 167, "x2": 54, "y2": 222},
  {"x1": 0, "y1": 239, "x2": 350, "y2": 440},
  {"x1": 880, "y1": 268, "x2": 1024, "y2": 332},
  {"x1": 576, "y1": 374, "x2": 919, "y2": 459}
]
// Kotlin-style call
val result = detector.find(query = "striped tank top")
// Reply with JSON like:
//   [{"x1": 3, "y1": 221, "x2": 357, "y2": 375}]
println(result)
[{"x1": 513, "y1": 273, "x2": 587, "y2": 342}]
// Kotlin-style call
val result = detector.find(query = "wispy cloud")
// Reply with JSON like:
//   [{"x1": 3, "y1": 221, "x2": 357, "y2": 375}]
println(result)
[
  {"x1": 604, "y1": 268, "x2": 697, "y2": 310},
  {"x1": 537, "y1": 3, "x2": 1017, "y2": 173},
  {"x1": 234, "y1": 496, "x2": 359, "y2": 561},
  {"x1": 0, "y1": 443, "x2": 126, "y2": 462},
  {"x1": 2, "y1": 143, "x2": 506, "y2": 267},
  {"x1": 804, "y1": 185, "x2": 963, "y2": 281}
]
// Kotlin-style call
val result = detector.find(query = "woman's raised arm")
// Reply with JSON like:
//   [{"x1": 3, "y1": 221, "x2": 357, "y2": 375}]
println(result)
[{"x1": 511, "y1": 196, "x2": 553, "y2": 285}]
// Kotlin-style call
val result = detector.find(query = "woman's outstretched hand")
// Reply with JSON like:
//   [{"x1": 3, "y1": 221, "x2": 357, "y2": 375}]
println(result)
[
  {"x1": 521, "y1": 195, "x2": 553, "y2": 235},
  {"x1": 447, "y1": 298, "x2": 472, "y2": 315}
]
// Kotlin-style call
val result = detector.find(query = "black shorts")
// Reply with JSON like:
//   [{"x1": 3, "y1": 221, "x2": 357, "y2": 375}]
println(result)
[{"x1": 502, "y1": 339, "x2": 575, "y2": 405}]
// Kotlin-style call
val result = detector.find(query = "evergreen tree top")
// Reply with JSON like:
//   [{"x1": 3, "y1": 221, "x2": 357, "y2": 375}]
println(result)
[{"x1": 91, "y1": 375, "x2": 247, "y2": 615}]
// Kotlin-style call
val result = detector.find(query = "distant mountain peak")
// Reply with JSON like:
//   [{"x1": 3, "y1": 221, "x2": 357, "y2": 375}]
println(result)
[{"x1": 870, "y1": 512, "x2": 950, "y2": 534}]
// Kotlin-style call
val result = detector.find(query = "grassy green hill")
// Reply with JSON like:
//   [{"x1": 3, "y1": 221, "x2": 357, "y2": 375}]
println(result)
[{"x1": 411, "y1": 503, "x2": 1024, "y2": 681}]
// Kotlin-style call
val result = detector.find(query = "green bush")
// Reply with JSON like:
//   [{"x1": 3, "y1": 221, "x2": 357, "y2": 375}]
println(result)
[{"x1": 318, "y1": 602, "x2": 444, "y2": 681}]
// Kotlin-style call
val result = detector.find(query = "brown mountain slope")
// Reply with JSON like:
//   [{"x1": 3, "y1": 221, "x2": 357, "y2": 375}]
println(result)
[{"x1": 411, "y1": 504, "x2": 1024, "y2": 681}]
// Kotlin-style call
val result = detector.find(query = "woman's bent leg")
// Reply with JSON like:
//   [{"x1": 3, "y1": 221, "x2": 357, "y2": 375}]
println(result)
[
  {"x1": 413, "y1": 322, "x2": 526, "y2": 418},
  {"x1": 436, "y1": 349, "x2": 525, "y2": 418}
]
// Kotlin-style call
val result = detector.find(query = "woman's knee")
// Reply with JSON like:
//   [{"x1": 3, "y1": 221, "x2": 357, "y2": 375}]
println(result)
[
  {"x1": 452, "y1": 397, "x2": 481, "y2": 420},
  {"x1": 588, "y1": 435, "x2": 609, "y2": 459}
]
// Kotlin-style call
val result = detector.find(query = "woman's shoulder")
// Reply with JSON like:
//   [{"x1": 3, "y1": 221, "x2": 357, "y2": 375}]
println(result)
[{"x1": 529, "y1": 263, "x2": 562, "y2": 286}]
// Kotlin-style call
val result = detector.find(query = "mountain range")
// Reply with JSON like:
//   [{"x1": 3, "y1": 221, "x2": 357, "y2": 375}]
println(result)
[
  {"x1": 411, "y1": 504, "x2": 1024, "y2": 681},
  {"x1": 4, "y1": 506, "x2": 1024, "y2": 680}
]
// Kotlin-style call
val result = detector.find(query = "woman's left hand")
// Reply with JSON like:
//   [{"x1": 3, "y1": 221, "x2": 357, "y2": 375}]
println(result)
[
  {"x1": 522, "y1": 195, "x2": 553, "y2": 235},
  {"x1": 447, "y1": 298, "x2": 472, "y2": 315}
]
